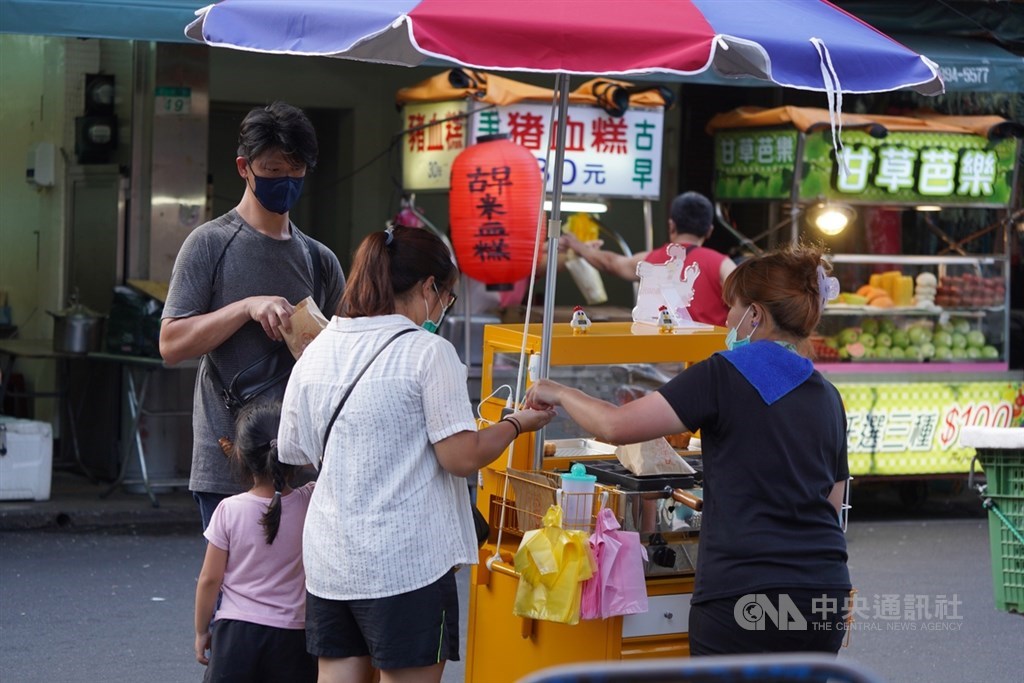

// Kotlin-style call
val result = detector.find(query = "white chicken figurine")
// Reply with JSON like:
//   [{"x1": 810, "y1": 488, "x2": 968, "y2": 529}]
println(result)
[
  {"x1": 569, "y1": 305, "x2": 592, "y2": 336},
  {"x1": 657, "y1": 305, "x2": 675, "y2": 333}
]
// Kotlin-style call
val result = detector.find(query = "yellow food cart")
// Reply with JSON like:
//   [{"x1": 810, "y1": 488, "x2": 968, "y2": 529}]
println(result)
[{"x1": 465, "y1": 321, "x2": 725, "y2": 683}]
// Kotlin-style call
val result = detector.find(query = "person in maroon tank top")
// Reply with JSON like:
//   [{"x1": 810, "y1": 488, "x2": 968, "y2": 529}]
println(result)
[{"x1": 559, "y1": 191, "x2": 736, "y2": 326}]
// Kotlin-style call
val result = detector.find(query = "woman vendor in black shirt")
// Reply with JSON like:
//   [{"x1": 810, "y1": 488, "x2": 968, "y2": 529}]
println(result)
[{"x1": 525, "y1": 243, "x2": 851, "y2": 655}]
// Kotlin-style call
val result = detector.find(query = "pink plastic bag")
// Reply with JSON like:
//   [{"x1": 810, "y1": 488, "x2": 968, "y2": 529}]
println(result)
[{"x1": 580, "y1": 507, "x2": 649, "y2": 619}]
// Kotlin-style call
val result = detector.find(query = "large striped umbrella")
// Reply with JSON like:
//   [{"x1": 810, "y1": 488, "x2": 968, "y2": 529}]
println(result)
[
  {"x1": 186, "y1": 0, "x2": 942, "y2": 95},
  {"x1": 187, "y1": 1, "x2": 943, "y2": 457}
]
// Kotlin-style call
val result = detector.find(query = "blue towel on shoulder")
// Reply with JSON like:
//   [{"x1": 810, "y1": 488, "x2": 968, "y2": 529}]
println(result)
[{"x1": 720, "y1": 340, "x2": 814, "y2": 405}]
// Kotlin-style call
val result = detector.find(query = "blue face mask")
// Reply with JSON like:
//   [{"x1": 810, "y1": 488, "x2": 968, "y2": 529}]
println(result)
[
  {"x1": 249, "y1": 165, "x2": 304, "y2": 215},
  {"x1": 725, "y1": 305, "x2": 754, "y2": 350}
]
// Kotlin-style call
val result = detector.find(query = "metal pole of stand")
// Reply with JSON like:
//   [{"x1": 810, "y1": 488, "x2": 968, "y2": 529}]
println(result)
[{"x1": 535, "y1": 73, "x2": 572, "y2": 469}]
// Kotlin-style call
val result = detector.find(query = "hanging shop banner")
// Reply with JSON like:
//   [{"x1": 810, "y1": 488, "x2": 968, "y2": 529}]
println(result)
[
  {"x1": 837, "y1": 380, "x2": 1024, "y2": 476},
  {"x1": 713, "y1": 129, "x2": 1018, "y2": 207},
  {"x1": 403, "y1": 101, "x2": 664, "y2": 198},
  {"x1": 402, "y1": 100, "x2": 471, "y2": 191},
  {"x1": 712, "y1": 129, "x2": 800, "y2": 200},
  {"x1": 800, "y1": 132, "x2": 1018, "y2": 206}
]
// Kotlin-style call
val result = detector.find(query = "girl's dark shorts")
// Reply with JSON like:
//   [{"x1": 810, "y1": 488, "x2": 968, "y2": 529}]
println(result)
[
  {"x1": 205, "y1": 619, "x2": 316, "y2": 683},
  {"x1": 306, "y1": 568, "x2": 460, "y2": 670}
]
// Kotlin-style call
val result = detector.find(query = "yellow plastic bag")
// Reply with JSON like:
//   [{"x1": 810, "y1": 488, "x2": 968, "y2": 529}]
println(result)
[{"x1": 512, "y1": 505, "x2": 595, "y2": 625}]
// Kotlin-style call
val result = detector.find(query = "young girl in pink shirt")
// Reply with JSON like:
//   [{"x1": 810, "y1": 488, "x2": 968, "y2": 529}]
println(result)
[{"x1": 194, "y1": 401, "x2": 316, "y2": 682}]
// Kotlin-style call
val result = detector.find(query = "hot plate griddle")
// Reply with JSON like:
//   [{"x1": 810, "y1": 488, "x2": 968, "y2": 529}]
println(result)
[{"x1": 578, "y1": 459, "x2": 694, "y2": 491}]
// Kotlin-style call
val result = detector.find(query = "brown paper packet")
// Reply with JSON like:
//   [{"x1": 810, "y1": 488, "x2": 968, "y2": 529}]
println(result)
[
  {"x1": 280, "y1": 296, "x2": 329, "y2": 359},
  {"x1": 615, "y1": 438, "x2": 696, "y2": 476}
]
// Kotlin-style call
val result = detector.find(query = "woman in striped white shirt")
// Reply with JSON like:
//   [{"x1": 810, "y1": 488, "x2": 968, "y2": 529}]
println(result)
[{"x1": 278, "y1": 225, "x2": 554, "y2": 683}]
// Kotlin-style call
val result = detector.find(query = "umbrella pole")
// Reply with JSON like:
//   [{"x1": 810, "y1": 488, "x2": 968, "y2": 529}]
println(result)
[{"x1": 535, "y1": 73, "x2": 572, "y2": 469}]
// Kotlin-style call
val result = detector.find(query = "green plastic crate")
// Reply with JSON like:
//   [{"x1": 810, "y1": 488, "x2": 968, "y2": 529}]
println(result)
[{"x1": 977, "y1": 448, "x2": 1024, "y2": 615}]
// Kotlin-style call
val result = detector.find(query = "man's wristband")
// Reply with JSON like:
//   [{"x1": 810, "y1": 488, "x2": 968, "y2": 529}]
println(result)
[{"x1": 501, "y1": 415, "x2": 522, "y2": 439}]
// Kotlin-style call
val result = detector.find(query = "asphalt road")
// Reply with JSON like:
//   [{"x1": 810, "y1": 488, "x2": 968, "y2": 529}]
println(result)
[{"x1": 1, "y1": 494, "x2": 1022, "y2": 683}]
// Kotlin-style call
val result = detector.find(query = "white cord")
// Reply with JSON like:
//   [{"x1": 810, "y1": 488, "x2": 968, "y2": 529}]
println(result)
[
  {"x1": 811, "y1": 37, "x2": 850, "y2": 179},
  {"x1": 477, "y1": 384, "x2": 514, "y2": 424}
]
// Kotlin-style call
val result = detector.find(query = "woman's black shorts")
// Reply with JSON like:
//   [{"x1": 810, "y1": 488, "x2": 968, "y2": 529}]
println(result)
[{"x1": 306, "y1": 568, "x2": 460, "y2": 670}]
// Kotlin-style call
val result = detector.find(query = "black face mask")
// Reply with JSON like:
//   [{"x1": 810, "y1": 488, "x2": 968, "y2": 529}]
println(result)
[{"x1": 249, "y1": 164, "x2": 304, "y2": 214}]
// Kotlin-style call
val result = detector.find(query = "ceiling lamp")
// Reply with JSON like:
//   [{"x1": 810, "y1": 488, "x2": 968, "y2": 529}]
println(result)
[{"x1": 809, "y1": 203, "x2": 856, "y2": 236}]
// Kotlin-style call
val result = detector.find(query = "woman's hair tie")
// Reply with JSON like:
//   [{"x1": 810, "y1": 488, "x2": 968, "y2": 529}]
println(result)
[
  {"x1": 268, "y1": 438, "x2": 277, "y2": 451},
  {"x1": 272, "y1": 490, "x2": 282, "y2": 500},
  {"x1": 816, "y1": 264, "x2": 840, "y2": 311},
  {"x1": 384, "y1": 225, "x2": 395, "y2": 246}
]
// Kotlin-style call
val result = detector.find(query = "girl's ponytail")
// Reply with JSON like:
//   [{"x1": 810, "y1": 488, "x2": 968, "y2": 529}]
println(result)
[
  {"x1": 259, "y1": 439, "x2": 286, "y2": 544},
  {"x1": 233, "y1": 402, "x2": 296, "y2": 545}
]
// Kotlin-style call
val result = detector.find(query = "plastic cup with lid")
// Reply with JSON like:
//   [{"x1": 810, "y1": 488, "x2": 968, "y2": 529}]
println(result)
[{"x1": 560, "y1": 463, "x2": 597, "y2": 532}]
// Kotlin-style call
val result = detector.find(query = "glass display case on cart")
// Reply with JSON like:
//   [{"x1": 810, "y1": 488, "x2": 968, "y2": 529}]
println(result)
[{"x1": 464, "y1": 322, "x2": 725, "y2": 683}]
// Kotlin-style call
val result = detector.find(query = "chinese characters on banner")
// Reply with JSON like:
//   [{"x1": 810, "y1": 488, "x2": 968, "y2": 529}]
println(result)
[
  {"x1": 402, "y1": 101, "x2": 470, "y2": 191},
  {"x1": 838, "y1": 380, "x2": 1024, "y2": 476},
  {"x1": 713, "y1": 129, "x2": 1017, "y2": 206},
  {"x1": 818, "y1": 132, "x2": 1013, "y2": 205},
  {"x1": 402, "y1": 100, "x2": 664, "y2": 198},
  {"x1": 713, "y1": 129, "x2": 799, "y2": 200}
]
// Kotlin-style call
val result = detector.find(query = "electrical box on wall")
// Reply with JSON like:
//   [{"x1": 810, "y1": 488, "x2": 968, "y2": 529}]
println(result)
[
  {"x1": 26, "y1": 142, "x2": 56, "y2": 187},
  {"x1": 75, "y1": 116, "x2": 118, "y2": 164},
  {"x1": 76, "y1": 73, "x2": 118, "y2": 164}
]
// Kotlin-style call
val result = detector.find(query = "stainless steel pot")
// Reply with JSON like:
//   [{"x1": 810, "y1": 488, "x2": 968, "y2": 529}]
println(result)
[{"x1": 48, "y1": 300, "x2": 105, "y2": 354}]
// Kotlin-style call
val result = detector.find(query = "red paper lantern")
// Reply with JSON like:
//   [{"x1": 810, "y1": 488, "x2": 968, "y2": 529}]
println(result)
[{"x1": 449, "y1": 134, "x2": 542, "y2": 288}]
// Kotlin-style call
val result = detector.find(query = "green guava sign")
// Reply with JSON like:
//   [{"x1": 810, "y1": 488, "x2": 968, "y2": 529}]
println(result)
[
  {"x1": 714, "y1": 128, "x2": 1018, "y2": 206},
  {"x1": 712, "y1": 129, "x2": 797, "y2": 200},
  {"x1": 799, "y1": 131, "x2": 1016, "y2": 206}
]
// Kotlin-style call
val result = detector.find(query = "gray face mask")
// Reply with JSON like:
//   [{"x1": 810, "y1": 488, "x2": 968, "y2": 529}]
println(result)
[{"x1": 725, "y1": 305, "x2": 754, "y2": 350}]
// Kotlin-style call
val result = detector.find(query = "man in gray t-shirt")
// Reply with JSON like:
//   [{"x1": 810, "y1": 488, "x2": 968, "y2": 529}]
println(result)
[{"x1": 160, "y1": 102, "x2": 344, "y2": 529}]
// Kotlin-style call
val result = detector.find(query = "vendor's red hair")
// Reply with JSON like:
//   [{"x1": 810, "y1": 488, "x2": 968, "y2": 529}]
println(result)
[{"x1": 723, "y1": 243, "x2": 830, "y2": 341}]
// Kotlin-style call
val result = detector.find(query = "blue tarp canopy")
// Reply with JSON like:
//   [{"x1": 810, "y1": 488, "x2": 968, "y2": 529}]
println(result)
[
  {"x1": 895, "y1": 34, "x2": 1023, "y2": 94},
  {"x1": 1, "y1": 0, "x2": 1021, "y2": 93},
  {"x1": 0, "y1": 0, "x2": 207, "y2": 44},
  {"x1": 684, "y1": 33, "x2": 1023, "y2": 93}
]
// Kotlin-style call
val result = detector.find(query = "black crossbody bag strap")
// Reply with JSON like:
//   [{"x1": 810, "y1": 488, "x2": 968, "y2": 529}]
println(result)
[
  {"x1": 295, "y1": 228, "x2": 323, "y2": 309},
  {"x1": 204, "y1": 224, "x2": 246, "y2": 395},
  {"x1": 320, "y1": 328, "x2": 417, "y2": 465},
  {"x1": 205, "y1": 226, "x2": 323, "y2": 402}
]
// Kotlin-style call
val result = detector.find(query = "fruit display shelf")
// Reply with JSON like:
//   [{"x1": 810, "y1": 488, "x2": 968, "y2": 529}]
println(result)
[
  {"x1": 815, "y1": 312, "x2": 1004, "y2": 366},
  {"x1": 816, "y1": 360, "x2": 1006, "y2": 374},
  {"x1": 823, "y1": 304, "x2": 1002, "y2": 316}
]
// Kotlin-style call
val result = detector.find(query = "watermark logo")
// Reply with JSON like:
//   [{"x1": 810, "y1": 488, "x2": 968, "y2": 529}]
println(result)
[
  {"x1": 734, "y1": 593, "x2": 808, "y2": 631},
  {"x1": 733, "y1": 593, "x2": 964, "y2": 631}
]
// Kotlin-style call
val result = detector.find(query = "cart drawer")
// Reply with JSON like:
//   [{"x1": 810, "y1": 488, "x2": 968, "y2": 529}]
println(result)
[{"x1": 622, "y1": 593, "x2": 691, "y2": 637}]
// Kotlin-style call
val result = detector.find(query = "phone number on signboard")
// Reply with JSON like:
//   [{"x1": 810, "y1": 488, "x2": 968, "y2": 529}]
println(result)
[{"x1": 939, "y1": 66, "x2": 990, "y2": 85}]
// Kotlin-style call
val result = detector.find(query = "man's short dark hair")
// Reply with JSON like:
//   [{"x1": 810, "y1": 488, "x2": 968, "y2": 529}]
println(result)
[
  {"x1": 670, "y1": 191, "x2": 713, "y2": 238},
  {"x1": 237, "y1": 101, "x2": 318, "y2": 170}
]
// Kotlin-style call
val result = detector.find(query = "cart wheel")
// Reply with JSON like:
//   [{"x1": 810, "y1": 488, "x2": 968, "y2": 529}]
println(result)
[{"x1": 898, "y1": 480, "x2": 929, "y2": 510}]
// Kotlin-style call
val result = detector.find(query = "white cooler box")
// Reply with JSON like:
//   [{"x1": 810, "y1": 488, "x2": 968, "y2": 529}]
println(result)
[{"x1": 0, "y1": 417, "x2": 53, "y2": 501}]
